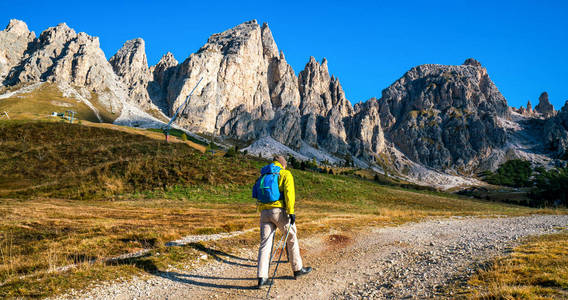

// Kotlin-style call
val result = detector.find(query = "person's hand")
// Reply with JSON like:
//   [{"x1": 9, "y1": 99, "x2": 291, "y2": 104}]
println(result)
[{"x1": 289, "y1": 214, "x2": 296, "y2": 225}]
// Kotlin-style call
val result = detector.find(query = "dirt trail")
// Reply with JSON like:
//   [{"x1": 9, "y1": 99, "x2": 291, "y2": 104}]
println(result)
[{"x1": 54, "y1": 215, "x2": 567, "y2": 299}]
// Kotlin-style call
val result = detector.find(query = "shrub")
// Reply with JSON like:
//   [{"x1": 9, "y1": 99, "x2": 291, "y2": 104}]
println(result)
[
  {"x1": 482, "y1": 159, "x2": 533, "y2": 187},
  {"x1": 224, "y1": 146, "x2": 238, "y2": 157},
  {"x1": 530, "y1": 166, "x2": 568, "y2": 207}
]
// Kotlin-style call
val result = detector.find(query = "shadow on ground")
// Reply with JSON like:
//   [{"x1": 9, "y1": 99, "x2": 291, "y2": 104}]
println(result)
[{"x1": 107, "y1": 243, "x2": 293, "y2": 292}]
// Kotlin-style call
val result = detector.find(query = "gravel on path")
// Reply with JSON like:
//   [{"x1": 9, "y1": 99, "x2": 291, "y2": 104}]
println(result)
[{"x1": 52, "y1": 215, "x2": 568, "y2": 300}]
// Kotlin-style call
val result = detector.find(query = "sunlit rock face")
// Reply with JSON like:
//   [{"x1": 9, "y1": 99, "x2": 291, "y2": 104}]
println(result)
[
  {"x1": 0, "y1": 19, "x2": 35, "y2": 83},
  {"x1": 109, "y1": 38, "x2": 153, "y2": 108},
  {"x1": 535, "y1": 92, "x2": 556, "y2": 118},
  {"x1": 3, "y1": 21, "x2": 130, "y2": 112},
  {"x1": 377, "y1": 58, "x2": 509, "y2": 171}
]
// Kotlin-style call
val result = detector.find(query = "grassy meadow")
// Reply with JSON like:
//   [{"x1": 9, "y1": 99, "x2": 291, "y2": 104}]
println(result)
[
  {"x1": 0, "y1": 83, "x2": 117, "y2": 123},
  {"x1": 0, "y1": 120, "x2": 564, "y2": 298},
  {"x1": 466, "y1": 232, "x2": 568, "y2": 299}
]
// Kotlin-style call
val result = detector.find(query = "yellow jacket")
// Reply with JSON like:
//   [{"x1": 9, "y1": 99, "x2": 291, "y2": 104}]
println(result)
[{"x1": 257, "y1": 161, "x2": 296, "y2": 214}]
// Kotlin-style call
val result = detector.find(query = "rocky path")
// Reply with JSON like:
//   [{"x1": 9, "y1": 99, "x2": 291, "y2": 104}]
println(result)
[{"x1": 54, "y1": 215, "x2": 567, "y2": 300}]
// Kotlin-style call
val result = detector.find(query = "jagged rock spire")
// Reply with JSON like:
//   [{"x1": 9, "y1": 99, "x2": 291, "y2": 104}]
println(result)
[
  {"x1": 5, "y1": 19, "x2": 34, "y2": 36},
  {"x1": 527, "y1": 100, "x2": 533, "y2": 113},
  {"x1": 109, "y1": 38, "x2": 152, "y2": 107},
  {"x1": 535, "y1": 92, "x2": 555, "y2": 118},
  {"x1": 463, "y1": 58, "x2": 482, "y2": 67}
]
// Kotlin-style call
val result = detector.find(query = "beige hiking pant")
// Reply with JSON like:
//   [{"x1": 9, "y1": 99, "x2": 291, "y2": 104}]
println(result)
[{"x1": 257, "y1": 208, "x2": 303, "y2": 278}]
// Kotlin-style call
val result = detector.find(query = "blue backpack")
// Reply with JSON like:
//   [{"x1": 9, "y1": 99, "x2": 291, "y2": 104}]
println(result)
[{"x1": 252, "y1": 163, "x2": 281, "y2": 203}]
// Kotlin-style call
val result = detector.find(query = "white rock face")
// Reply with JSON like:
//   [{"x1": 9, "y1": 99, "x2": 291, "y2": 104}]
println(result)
[
  {"x1": 297, "y1": 56, "x2": 354, "y2": 153},
  {"x1": 109, "y1": 38, "x2": 152, "y2": 108},
  {"x1": 348, "y1": 98, "x2": 385, "y2": 159},
  {"x1": 165, "y1": 20, "x2": 275, "y2": 134},
  {"x1": 5, "y1": 22, "x2": 128, "y2": 113},
  {"x1": 0, "y1": 19, "x2": 35, "y2": 83}
]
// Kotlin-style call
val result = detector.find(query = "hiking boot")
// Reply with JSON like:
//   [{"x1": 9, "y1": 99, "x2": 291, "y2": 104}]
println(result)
[
  {"x1": 257, "y1": 277, "x2": 269, "y2": 289},
  {"x1": 293, "y1": 267, "x2": 312, "y2": 279}
]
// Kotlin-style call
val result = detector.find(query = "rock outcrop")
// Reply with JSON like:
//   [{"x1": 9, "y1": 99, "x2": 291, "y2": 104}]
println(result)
[
  {"x1": 109, "y1": 38, "x2": 152, "y2": 107},
  {"x1": 346, "y1": 98, "x2": 385, "y2": 160},
  {"x1": 542, "y1": 100, "x2": 568, "y2": 157},
  {"x1": 298, "y1": 56, "x2": 353, "y2": 153},
  {"x1": 148, "y1": 52, "x2": 178, "y2": 112},
  {"x1": 165, "y1": 20, "x2": 275, "y2": 136},
  {"x1": 157, "y1": 21, "x2": 306, "y2": 148},
  {"x1": 526, "y1": 100, "x2": 533, "y2": 115},
  {"x1": 0, "y1": 19, "x2": 35, "y2": 83},
  {"x1": 535, "y1": 92, "x2": 555, "y2": 118},
  {"x1": 4, "y1": 22, "x2": 129, "y2": 112},
  {"x1": 378, "y1": 59, "x2": 509, "y2": 171}
]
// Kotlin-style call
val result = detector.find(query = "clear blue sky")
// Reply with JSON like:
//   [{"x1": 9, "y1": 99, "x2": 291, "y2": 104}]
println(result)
[{"x1": 2, "y1": 0, "x2": 567, "y2": 109}]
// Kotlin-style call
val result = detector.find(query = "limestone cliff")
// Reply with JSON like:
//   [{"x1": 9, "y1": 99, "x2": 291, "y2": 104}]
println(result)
[{"x1": 378, "y1": 58, "x2": 509, "y2": 172}]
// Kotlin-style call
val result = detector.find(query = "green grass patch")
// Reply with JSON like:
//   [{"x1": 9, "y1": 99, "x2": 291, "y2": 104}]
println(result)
[
  {"x1": 0, "y1": 83, "x2": 107, "y2": 123},
  {"x1": 146, "y1": 128, "x2": 209, "y2": 147},
  {"x1": 0, "y1": 121, "x2": 257, "y2": 199}
]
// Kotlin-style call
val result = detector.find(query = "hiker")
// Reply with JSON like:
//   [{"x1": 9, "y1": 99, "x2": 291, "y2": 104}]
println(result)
[{"x1": 253, "y1": 155, "x2": 312, "y2": 288}]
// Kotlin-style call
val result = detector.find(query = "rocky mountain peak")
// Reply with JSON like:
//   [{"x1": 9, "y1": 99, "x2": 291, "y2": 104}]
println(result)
[
  {"x1": 164, "y1": 20, "x2": 283, "y2": 134},
  {"x1": 298, "y1": 56, "x2": 353, "y2": 151},
  {"x1": 109, "y1": 38, "x2": 152, "y2": 107},
  {"x1": 147, "y1": 52, "x2": 179, "y2": 112},
  {"x1": 378, "y1": 60, "x2": 509, "y2": 171},
  {"x1": 157, "y1": 52, "x2": 178, "y2": 67},
  {"x1": 3, "y1": 21, "x2": 131, "y2": 113},
  {"x1": 5, "y1": 19, "x2": 34, "y2": 37},
  {"x1": 527, "y1": 100, "x2": 533, "y2": 113},
  {"x1": 199, "y1": 20, "x2": 261, "y2": 56},
  {"x1": 298, "y1": 57, "x2": 333, "y2": 115},
  {"x1": 39, "y1": 23, "x2": 76, "y2": 44},
  {"x1": 463, "y1": 58, "x2": 482, "y2": 67},
  {"x1": 0, "y1": 19, "x2": 36, "y2": 81},
  {"x1": 261, "y1": 22, "x2": 278, "y2": 58},
  {"x1": 535, "y1": 92, "x2": 555, "y2": 118}
]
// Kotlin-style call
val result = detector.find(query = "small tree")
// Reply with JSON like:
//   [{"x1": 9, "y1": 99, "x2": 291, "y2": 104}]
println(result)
[
  {"x1": 531, "y1": 166, "x2": 568, "y2": 207},
  {"x1": 287, "y1": 154, "x2": 300, "y2": 169},
  {"x1": 483, "y1": 159, "x2": 533, "y2": 187},
  {"x1": 224, "y1": 146, "x2": 238, "y2": 157},
  {"x1": 181, "y1": 133, "x2": 188, "y2": 141}
]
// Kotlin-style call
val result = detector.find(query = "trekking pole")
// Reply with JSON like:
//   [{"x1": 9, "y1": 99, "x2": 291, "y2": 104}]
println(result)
[
  {"x1": 269, "y1": 230, "x2": 285, "y2": 265},
  {"x1": 266, "y1": 224, "x2": 291, "y2": 299}
]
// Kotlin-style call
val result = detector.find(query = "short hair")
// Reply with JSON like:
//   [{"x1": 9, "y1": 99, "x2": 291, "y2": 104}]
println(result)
[{"x1": 273, "y1": 155, "x2": 287, "y2": 167}]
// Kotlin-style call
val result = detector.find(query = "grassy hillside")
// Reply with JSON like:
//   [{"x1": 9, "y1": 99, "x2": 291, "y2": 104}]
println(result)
[
  {"x1": 0, "y1": 83, "x2": 117, "y2": 123},
  {"x1": 0, "y1": 120, "x2": 250, "y2": 199},
  {"x1": 0, "y1": 120, "x2": 562, "y2": 298}
]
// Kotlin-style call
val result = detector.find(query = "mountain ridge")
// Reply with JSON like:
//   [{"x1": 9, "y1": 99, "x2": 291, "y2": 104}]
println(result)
[{"x1": 1, "y1": 18, "x2": 567, "y2": 188}]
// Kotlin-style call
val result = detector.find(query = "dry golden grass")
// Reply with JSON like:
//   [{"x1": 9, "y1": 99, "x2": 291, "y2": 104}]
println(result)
[
  {"x1": 1, "y1": 172, "x2": 557, "y2": 298},
  {"x1": 465, "y1": 231, "x2": 568, "y2": 299}
]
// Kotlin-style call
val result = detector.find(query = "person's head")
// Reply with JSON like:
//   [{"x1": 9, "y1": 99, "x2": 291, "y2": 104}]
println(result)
[{"x1": 274, "y1": 155, "x2": 287, "y2": 169}]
